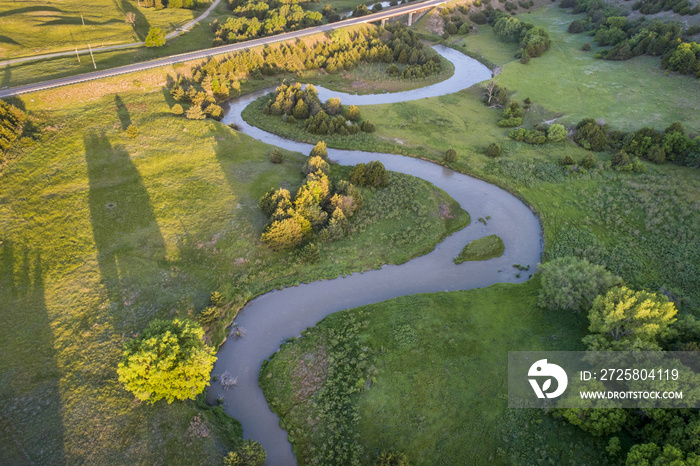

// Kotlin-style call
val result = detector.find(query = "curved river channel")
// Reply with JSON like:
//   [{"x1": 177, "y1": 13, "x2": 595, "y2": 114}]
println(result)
[{"x1": 208, "y1": 45, "x2": 543, "y2": 465}]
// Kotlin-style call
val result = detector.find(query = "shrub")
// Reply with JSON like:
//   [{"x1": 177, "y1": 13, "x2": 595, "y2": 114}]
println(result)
[
  {"x1": 224, "y1": 440, "x2": 266, "y2": 466},
  {"x1": 485, "y1": 142, "x2": 502, "y2": 158},
  {"x1": 580, "y1": 153, "x2": 595, "y2": 169},
  {"x1": 375, "y1": 452, "x2": 410, "y2": 465},
  {"x1": 346, "y1": 105, "x2": 360, "y2": 121},
  {"x1": 209, "y1": 291, "x2": 225, "y2": 307},
  {"x1": 498, "y1": 117, "x2": 522, "y2": 127},
  {"x1": 117, "y1": 319, "x2": 216, "y2": 403},
  {"x1": 538, "y1": 257, "x2": 622, "y2": 312},
  {"x1": 171, "y1": 104, "x2": 184, "y2": 115},
  {"x1": 0, "y1": 100, "x2": 27, "y2": 154},
  {"x1": 508, "y1": 128, "x2": 546, "y2": 144},
  {"x1": 269, "y1": 149, "x2": 284, "y2": 164},
  {"x1": 350, "y1": 161, "x2": 388, "y2": 188},
  {"x1": 568, "y1": 19, "x2": 587, "y2": 33},
  {"x1": 197, "y1": 306, "x2": 219, "y2": 325},
  {"x1": 470, "y1": 12, "x2": 488, "y2": 24},
  {"x1": 582, "y1": 42, "x2": 591, "y2": 51},
  {"x1": 296, "y1": 243, "x2": 321, "y2": 264},
  {"x1": 303, "y1": 155, "x2": 330, "y2": 175},
  {"x1": 444, "y1": 148, "x2": 457, "y2": 162},
  {"x1": 261, "y1": 217, "x2": 305, "y2": 250},
  {"x1": 361, "y1": 121, "x2": 376, "y2": 133},
  {"x1": 145, "y1": 27, "x2": 166, "y2": 47},
  {"x1": 125, "y1": 124, "x2": 138, "y2": 138},
  {"x1": 574, "y1": 118, "x2": 607, "y2": 151},
  {"x1": 547, "y1": 123, "x2": 568, "y2": 142}
]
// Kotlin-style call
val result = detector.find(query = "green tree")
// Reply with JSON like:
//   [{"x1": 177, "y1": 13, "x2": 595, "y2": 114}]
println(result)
[
  {"x1": 269, "y1": 149, "x2": 284, "y2": 164},
  {"x1": 224, "y1": 440, "x2": 266, "y2": 466},
  {"x1": 185, "y1": 105, "x2": 206, "y2": 120},
  {"x1": 261, "y1": 217, "x2": 305, "y2": 250},
  {"x1": 547, "y1": 123, "x2": 567, "y2": 142},
  {"x1": 485, "y1": 142, "x2": 501, "y2": 158},
  {"x1": 583, "y1": 286, "x2": 677, "y2": 350},
  {"x1": 171, "y1": 104, "x2": 184, "y2": 115},
  {"x1": 444, "y1": 148, "x2": 457, "y2": 162},
  {"x1": 538, "y1": 257, "x2": 622, "y2": 312},
  {"x1": 145, "y1": 27, "x2": 166, "y2": 47},
  {"x1": 303, "y1": 155, "x2": 330, "y2": 175},
  {"x1": 375, "y1": 451, "x2": 410, "y2": 465},
  {"x1": 346, "y1": 105, "x2": 360, "y2": 121},
  {"x1": 117, "y1": 319, "x2": 216, "y2": 403}
]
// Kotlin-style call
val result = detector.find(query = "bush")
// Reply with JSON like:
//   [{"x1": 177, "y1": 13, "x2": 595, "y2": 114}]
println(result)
[
  {"x1": 580, "y1": 153, "x2": 595, "y2": 169},
  {"x1": 560, "y1": 155, "x2": 575, "y2": 165},
  {"x1": 224, "y1": 440, "x2": 266, "y2": 466},
  {"x1": 574, "y1": 118, "x2": 607, "y2": 151},
  {"x1": 547, "y1": 123, "x2": 568, "y2": 142},
  {"x1": 485, "y1": 142, "x2": 502, "y2": 158},
  {"x1": 498, "y1": 117, "x2": 522, "y2": 127},
  {"x1": 346, "y1": 105, "x2": 360, "y2": 121},
  {"x1": 145, "y1": 27, "x2": 166, "y2": 47},
  {"x1": 508, "y1": 128, "x2": 546, "y2": 144},
  {"x1": 470, "y1": 11, "x2": 488, "y2": 24},
  {"x1": 117, "y1": 319, "x2": 216, "y2": 403},
  {"x1": 261, "y1": 217, "x2": 305, "y2": 250},
  {"x1": 171, "y1": 104, "x2": 184, "y2": 115},
  {"x1": 582, "y1": 42, "x2": 591, "y2": 51},
  {"x1": 310, "y1": 141, "x2": 328, "y2": 160},
  {"x1": 296, "y1": 243, "x2": 321, "y2": 264},
  {"x1": 303, "y1": 155, "x2": 330, "y2": 175},
  {"x1": 538, "y1": 256, "x2": 622, "y2": 312},
  {"x1": 444, "y1": 148, "x2": 457, "y2": 162},
  {"x1": 125, "y1": 124, "x2": 138, "y2": 138},
  {"x1": 350, "y1": 161, "x2": 388, "y2": 188},
  {"x1": 269, "y1": 149, "x2": 284, "y2": 164},
  {"x1": 361, "y1": 121, "x2": 376, "y2": 133}
]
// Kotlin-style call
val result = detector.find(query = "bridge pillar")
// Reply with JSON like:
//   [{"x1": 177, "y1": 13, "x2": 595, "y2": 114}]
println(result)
[
  {"x1": 381, "y1": 18, "x2": 386, "y2": 27},
  {"x1": 408, "y1": 12, "x2": 413, "y2": 26}
]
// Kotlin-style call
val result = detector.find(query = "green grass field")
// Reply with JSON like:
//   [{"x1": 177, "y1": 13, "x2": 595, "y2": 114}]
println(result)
[
  {"x1": 260, "y1": 281, "x2": 611, "y2": 464},
  {"x1": 454, "y1": 233, "x2": 504, "y2": 263},
  {"x1": 0, "y1": 0, "x2": 207, "y2": 60},
  {"x1": 0, "y1": 67, "x2": 468, "y2": 463},
  {"x1": 449, "y1": 7, "x2": 700, "y2": 133}
]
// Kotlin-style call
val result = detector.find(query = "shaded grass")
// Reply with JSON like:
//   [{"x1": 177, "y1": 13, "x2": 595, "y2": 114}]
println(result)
[
  {"x1": 0, "y1": 79, "x2": 467, "y2": 462},
  {"x1": 454, "y1": 7, "x2": 700, "y2": 132},
  {"x1": 0, "y1": 0, "x2": 203, "y2": 59},
  {"x1": 261, "y1": 281, "x2": 611, "y2": 464},
  {"x1": 454, "y1": 233, "x2": 504, "y2": 263}
]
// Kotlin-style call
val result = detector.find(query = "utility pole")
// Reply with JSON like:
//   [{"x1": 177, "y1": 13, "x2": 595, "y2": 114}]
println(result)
[
  {"x1": 81, "y1": 14, "x2": 85, "y2": 26},
  {"x1": 87, "y1": 44, "x2": 96, "y2": 69}
]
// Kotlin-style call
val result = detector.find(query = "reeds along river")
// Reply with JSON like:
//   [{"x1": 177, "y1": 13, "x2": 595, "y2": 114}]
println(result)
[{"x1": 208, "y1": 45, "x2": 543, "y2": 465}]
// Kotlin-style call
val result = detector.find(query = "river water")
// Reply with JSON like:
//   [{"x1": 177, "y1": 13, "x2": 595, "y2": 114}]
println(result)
[{"x1": 208, "y1": 45, "x2": 542, "y2": 465}]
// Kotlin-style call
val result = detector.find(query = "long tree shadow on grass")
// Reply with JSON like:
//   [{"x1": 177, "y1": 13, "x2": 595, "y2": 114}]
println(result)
[
  {"x1": 84, "y1": 133, "x2": 166, "y2": 327},
  {"x1": 0, "y1": 243, "x2": 66, "y2": 465},
  {"x1": 114, "y1": 94, "x2": 132, "y2": 130},
  {"x1": 114, "y1": 0, "x2": 150, "y2": 41}
]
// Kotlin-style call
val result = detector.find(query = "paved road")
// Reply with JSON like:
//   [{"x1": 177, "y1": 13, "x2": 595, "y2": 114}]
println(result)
[
  {"x1": 0, "y1": 0, "x2": 224, "y2": 68},
  {"x1": 0, "y1": 0, "x2": 445, "y2": 99}
]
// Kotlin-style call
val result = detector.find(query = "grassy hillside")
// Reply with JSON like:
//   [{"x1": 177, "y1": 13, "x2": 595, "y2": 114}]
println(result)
[{"x1": 0, "y1": 69, "x2": 467, "y2": 463}]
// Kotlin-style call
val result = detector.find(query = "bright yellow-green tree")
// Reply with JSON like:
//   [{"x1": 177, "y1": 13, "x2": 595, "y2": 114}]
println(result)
[{"x1": 117, "y1": 319, "x2": 216, "y2": 403}]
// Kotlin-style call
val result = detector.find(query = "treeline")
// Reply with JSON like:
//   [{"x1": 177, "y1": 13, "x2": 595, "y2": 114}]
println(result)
[
  {"x1": 538, "y1": 257, "x2": 700, "y2": 465},
  {"x1": 140, "y1": 0, "x2": 208, "y2": 8},
  {"x1": 168, "y1": 25, "x2": 443, "y2": 122},
  {"x1": 263, "y1": 82, "x2": 375, "y2": 135},
  {"x1": 487, "y1": 11, "x2": 552, "y2": 62},
  {"x1": 563, "y1": 0, "x2": 700, "y2": 76},
  {"x1": 632, "y1": 0, "x2": 700, "y2": 16},
  {"x1": 211, "y1": 0, "x2": 322, "y2": 45},
  {"x1": 573, "y1": 119, "x2": 699, "y2": 168},
  {"x1": 259, "y1": 142, "x2": 389, "y2": 250}
]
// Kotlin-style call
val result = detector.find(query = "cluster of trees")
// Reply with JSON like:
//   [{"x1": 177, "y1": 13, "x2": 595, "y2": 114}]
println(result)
[
  {"x1": 212, "y1": 0, "x2": 323, "y2": 45},
  {"x1": 169, "y1": 75, "x2": 227, "y2": 121},
  {"x1": 262, "y1": 82, "x2": 373, "y2": 136},
  {"x1": 258, "y1": 142, "x2": 367, "y2": 249},
  {"x1": 173, "y1": 24, "x2": 443, "y2": 116},
  {"x1": 574, "y1": 119, "x2": 699, "y2": 167},
  {"x1": 508, "y1": 123, "x2": 567, "y2": 145},
  {"x1": 492, "y1": 13, "x2": 551, "y2": 62},
  {"x1": 382, "y1": 24, "x2": 444, "y2": 78},
  {"x1": 632, "y1": 0, "x2": 700, "y2": 16},
  {"x1": 540, "y1": 256, "x2": 700, "y2": 464},
  {"x1": 117, "y1": 318, "x2": 217, "y2": 403},
  {"x1": 349, "y1": 160, "x2": 388, "y2": 188},
  {"x1": 0, "y1": 100, "x2": 26, "y2": 157},
  {"x1": 139, "y1": 0, "x2": 207, "y2": 9},
  {"x1": 564, "y1": 0, "x2": 700, "y2": 76}
]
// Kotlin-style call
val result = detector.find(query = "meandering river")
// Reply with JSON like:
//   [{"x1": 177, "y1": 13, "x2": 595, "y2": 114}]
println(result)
[{"x1": 208, "y1": 45, "x2": 543, "y2": 465}]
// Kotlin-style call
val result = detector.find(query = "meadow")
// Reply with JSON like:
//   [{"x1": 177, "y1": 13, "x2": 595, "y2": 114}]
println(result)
[
  {"x1": 0, "y1": 0, "x2": 205, "y2": 59},
  {"x1": 0, "y1": 65, "x2": 467, "y2": 463},
  {"x1": 260, "y1": 281, "x2": 612, "y2": 464},
  {"x1": 448, "y1": 7, "x2": 700, "y2": 132}
]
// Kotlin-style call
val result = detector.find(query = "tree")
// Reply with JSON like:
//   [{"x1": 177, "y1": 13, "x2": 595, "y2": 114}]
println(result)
[
  {"x1": 185, "y1": 105, "x2": 206, "y2": 120},
  {"x1": 547, "y1": 123, "x2": 567, "y2": 142},
  {"x1": 269, "y1": 149, "x2": 284, "y2": 164},
  {"x1": 126, "y1": 124, "x2": 138, "y2": 138},
  {"x1": 325, "y1": 97, "x2": 341, "y2": 115},
  {"x1": 346, "y1": 105, "x2": 360, "y2": 121},
  {"x1": 125, "y1": 12, "x2": 136, "y2": 26},
  {"x1": 261, "y1": 217, "x2": 305, "y2": 250},
  {"x1": 444, "y1": 148, "x2": 457, "y2": 162},
  {"x1": 145, "y1": 27, "x2": 166, "y2": 47},
  {"x1": 574, "y1": 118, "x2": 607, "y2": 151},
  {"x1": 0, "y1": 100, "x2": 26, "y2": 153},
  {"x1": 538, "y1": 257, "x2": 622, "y2": 312},
  {"x1": 375, "y1": 451, "x2": 410, "y2": 465},
  {"x1": 224, "y1": 440, "x2": 266, "y2": 466},
  {"x1": 310, "y1": 141, "x2": 328, "y2": 160},
  {"x1": 303, "y1": 155, "x2": 329, "y2": 175},
  {"x1": 583, "y1": 286, "x2": 677, "y2": 350},
  {"x1": 117, "y1": 319, "x2": 216, "y2": 403},
  {"x1": 171, "y1": 104, "x2": 184, "y2": 115}
]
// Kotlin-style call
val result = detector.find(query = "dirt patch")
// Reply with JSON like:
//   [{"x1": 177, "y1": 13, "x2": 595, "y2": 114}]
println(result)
[
  {"x1": 424, "y1": 9, "x2": 445, "y2": 35},
  {"x1": 292, "y1": 345, "x2": 328, "y2": 403},
  {"x1": 439, "y1": 202, "x2": 454, "y2": 220}
]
